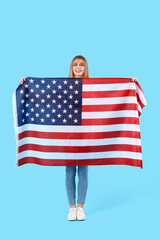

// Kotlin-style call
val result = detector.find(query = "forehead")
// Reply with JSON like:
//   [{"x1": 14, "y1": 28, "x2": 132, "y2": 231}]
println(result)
[{"x1": 73, "y1": 59, "x2": 84, "y2": 64}]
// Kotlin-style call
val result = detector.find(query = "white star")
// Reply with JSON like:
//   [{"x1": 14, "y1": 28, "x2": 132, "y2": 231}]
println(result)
[
  {"x1": 30, "y1": 79, "x2": 34, "y2": 83},
  {"x1": 24, "y1": 84, "x2": 28, "y2": 88},
  {"x1": 69, "y1": 85, "x2": 73, "y2": 89},
  {"x1": 35, "y1": 84, "x2": 40, "y2": 88},
  {"x1": 58, "y1": 85, "x2": 62, "y2": 89},
  {"x1": 63, "y1": 90, "x2": 67, "y2": 94},
  {"x1": 22, "y1": 119, "x2": 25, "y2": 122},
  {"x1": 35, "y1": 113, "x2": 39, "y2": 117},
  {"x1": 41, "y1": 108, "x2": 45, "y2": 113},
  {"x1": 63, "y1": 99, "x2": 67, "y2": 104},
  {"x1": 58, "y1": 94, "x2": 62, "y2": 99},
  {"x1": 25, "y1": 94, "x2": 29, "y2": 98},
  {"x1": 30, "y1": 88, "x2": 34, "y2": 93},
  {"x1": 63, "y1": 119, "x2": 67, "y2": 123},
  {"x1": 68, "y1": 104, "x2": 73, "y2": 109},
  {"x1": 31, "y1": 98, "x2": 34, "y2": 102},
  {"x1": 52, "y1": 99, "x2": 56, "y2": 103},
  {"x1": 47, "y1": 84, "x2": 51, "y2": 89},
  {"x1": 35, "y1": 103, "x2": 39, "y2": 107},
  {"x1": 52, "y1": 109, "x2": 56, "y2": 113},
  {"x1": 63, "y1": 109, "x2": 67, "y2": 113},
  {"x1": 40, "y1": 118, "x2": 44, "y2": 122},
  {"x1": 52, "y1": 89, "x2": 56, "y2": 94},
  {"x1": 75, "y1": 80, "x2": 79, "y2": 84},
  {"x1": 74, "y1": 109, "x2": 78, "y2": 113},
  {"x1": 74, "y1": 100, "x2": 79, "y2": 104},
  {"x1": 52, "y1": 118, "x2": 56, "y2": 122},
  {"x1": 31, "y1": 108, "x2": 34, "y2": 112},
  {"x1": 46, "y1": 94, "x2": 51, "y2": 98},
  {"x1": 20, "y1": 89, "x2": 24, "y2": 94},
  {"x1": 57, "y1": 114, "x2": 62, "y2": 118},
  {"x1": 41, "y1": 99, "x2": 45, "y2": 103},
  {"x1": 57, "y1": 104, "x2": 62, "y2": 108},
  {"x1": 46, "y1": 104, "x2": 51, "y2": 108},
  {"x1": 52, "y1": 80, "x2": 56, "y2": 84},
  {"x1": 74, "y1": 119, "x2": 78, "y2": 123},
  {"x1": 21, "y1": 109, "x2": 25, "y2": 113},
  {"x1": 26, "y1": 103, "x2": 29, "y2": 107},
  {"x1": 68, "y1": 114, "x2": 73, "y2": 118},
  {"x1": 26, "y1": 113, "x2": 29, "y2": 116},
  {"x1": 74, "y1": 90, "x2": 79, "y2": 94},
  {"x1": 41, "y1": 79, "x2": 45, "y2": 84},
  {"x1": 69, "y1": 95, "x2": 73, "y2": 99},
  {"x1": 41, "y1": 89, "x2": 45, "y2": 93},
  {"x1": 21, "y1": 99, "x2": 25, "y2": 103},
  {"x1": 31, "y1": 117, "x2": 34, "y2": 121},
  {"x1": 46, "y1": 113, "x2": 50, "y2": 118},
  {"x1": 35, "y1": 94, "x2": 40, "y2": 98},
  {"x1": 63, "y1": 80, "x2": 68, "y2": 84}
]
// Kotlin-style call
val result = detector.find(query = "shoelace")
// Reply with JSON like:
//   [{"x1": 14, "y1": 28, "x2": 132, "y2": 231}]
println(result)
[
  {"x1": 70, "y1": 208, "x2": 76, "y2": 214},
  {"x1": 77, "y1": 207, "x2": 84, "y2": 216}
]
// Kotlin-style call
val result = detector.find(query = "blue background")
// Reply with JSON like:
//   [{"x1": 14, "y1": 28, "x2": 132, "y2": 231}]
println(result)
[{"x1": 0, "y1": 0, "x2": 159, "y2": 239}]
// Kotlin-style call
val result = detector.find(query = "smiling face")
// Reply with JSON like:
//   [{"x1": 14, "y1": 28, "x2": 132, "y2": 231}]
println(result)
[{"x1": 72, "y1": 59, "x2": 85, "y2": 78}]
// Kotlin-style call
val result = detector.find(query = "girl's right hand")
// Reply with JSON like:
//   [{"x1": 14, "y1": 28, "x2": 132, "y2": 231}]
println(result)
[{"x1": 20, "y1": 77, "x2": 27, "y2": 83}]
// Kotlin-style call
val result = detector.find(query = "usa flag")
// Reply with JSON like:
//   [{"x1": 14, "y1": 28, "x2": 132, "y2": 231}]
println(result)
[{"x1": 12, "y1": 77, "x2": 147, "y2": 168}]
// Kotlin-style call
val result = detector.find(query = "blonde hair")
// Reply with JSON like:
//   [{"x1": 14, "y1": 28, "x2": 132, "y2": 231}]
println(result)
[{"x1": 68, "y1": 55, "x2": 89, "y2": 78}]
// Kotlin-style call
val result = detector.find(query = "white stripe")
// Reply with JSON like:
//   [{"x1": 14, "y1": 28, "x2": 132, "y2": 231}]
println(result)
[
  {"x1": 82, "y1": 96, "x2": 137, "y2": 105},
  {"x1": 82, "y1": 110, "x2": 138, "y2": 119},
  {"x1": 18, "y1": 150, "x2": 142, "y2": 160},
  {"x1": 83, "y1": 82, "x2": 135, "y2": 91},
  {"x1": 135, "y1": 83, "x2": 147, "y2": 106},
  {"x1": 138, "y1": 102, "x2": 142, "y2": 113},
  {"x1": 18, "y1": 137, "x2": 141, "y2": 147},
  {"x1": 17, "y1": 123, "x2": 140, "y2": 133}
]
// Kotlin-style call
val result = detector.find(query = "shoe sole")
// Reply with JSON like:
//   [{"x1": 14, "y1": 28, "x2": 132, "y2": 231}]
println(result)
[
  {"x1": 67, "y1": 217, "x2": 85, "y2": 221},
  {"x1": 76, "y1": 217, "x2": 86, "y2": 221},
  {"x1": 67, "y1": 217, "x2": 76, "y2": 221}
]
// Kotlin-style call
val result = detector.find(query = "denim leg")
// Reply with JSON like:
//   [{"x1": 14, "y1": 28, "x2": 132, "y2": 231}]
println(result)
[
  {"x1": 77, "y1": 166, "x2": 88, "y2": 204},
  {"x1": 65, "y1": 166, "x2": 76, "y2": 205}
]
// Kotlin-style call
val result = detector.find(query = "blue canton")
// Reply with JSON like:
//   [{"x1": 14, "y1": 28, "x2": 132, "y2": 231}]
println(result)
[{"x1": 16, "y1": 77, "x2": 83, "y2": 126}]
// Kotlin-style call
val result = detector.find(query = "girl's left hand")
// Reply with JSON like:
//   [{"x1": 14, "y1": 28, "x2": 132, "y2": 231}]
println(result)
[{"x1": 131, "y1": 76, "x2": 138, "y2": 82}]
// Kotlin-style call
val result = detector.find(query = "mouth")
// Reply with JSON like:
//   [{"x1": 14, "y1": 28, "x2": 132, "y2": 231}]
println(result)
[{"x1": 75, "y1": 69, "x2": 82, "y2": 73}]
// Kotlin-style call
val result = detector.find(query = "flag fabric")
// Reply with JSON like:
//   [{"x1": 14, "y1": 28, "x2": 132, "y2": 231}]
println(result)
[{"x1": 12, "y1": 77, "x2": 147, "y2": 168}]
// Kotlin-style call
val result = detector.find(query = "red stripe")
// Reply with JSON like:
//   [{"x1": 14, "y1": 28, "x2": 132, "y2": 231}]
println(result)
[
  {"x1": 82, "y1": 117, "x2": 139, "y2": 125},
  {"x1": 19, "y1": 144, "x2": 142, "y2": 153},
  {"x1": 19, "y1": 130, "x2": 140, "y2": 140},
  {"x1": 83, "y1": 78, "x2": 132, "y2": 84},
  {"x1": 138, "y1": 110, "x2": 141, "y2": 117},
  {"x1": 136, "y1": 92, "x2": 145, "y2": 109},
  {"x1": 135, "y1": 81, "x2": 143, "y2": 93},
  {"x1": 82, "y1": 103, "x2": 138, "y2": 112},
  {"x1": 18, "y1": 157, "x2": 142, "y2": 168},
  {"x1": 82, "y1": 89, "x2": 136, "y2": 98}
]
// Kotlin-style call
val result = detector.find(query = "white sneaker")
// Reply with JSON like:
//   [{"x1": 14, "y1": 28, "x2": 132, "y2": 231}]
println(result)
[
  {"x1": 76, "y1": 207, "x2": 86, "y2": 220},
  {"x1": 67, "y1": 207, "x2": 76, "y2": 221}
]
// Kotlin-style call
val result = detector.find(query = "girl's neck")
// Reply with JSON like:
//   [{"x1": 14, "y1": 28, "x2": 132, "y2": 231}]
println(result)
[{"x1": 74, "y1": 75, "x2": 83, "y2": 78}]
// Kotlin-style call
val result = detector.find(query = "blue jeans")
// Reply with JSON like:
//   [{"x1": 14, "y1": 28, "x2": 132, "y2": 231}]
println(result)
[{"x1": 65, "y1": 166, "x2": 88, "y2": 205}]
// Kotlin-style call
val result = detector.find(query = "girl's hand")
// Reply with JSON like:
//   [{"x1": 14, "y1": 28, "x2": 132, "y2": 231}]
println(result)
[
  {"x1": 20, "y1": 77, "x2": 27, "y2": 83},
  {"x1": 131, "y1": 76, "x2": 138, "y2": 82}
]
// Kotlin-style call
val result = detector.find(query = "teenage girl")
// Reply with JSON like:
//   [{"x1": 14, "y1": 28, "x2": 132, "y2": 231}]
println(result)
[{"x1": 19, "y1": 55, "x2": 138, "y2": 221}]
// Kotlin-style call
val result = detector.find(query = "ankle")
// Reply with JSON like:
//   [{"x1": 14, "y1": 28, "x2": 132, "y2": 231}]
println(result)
[
  {"x1": 77, "y1": 203, "x2": 83, "y2": 208},
  {"x1": 70, "y1": 204, "x2": 76, "y2": 208}
]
